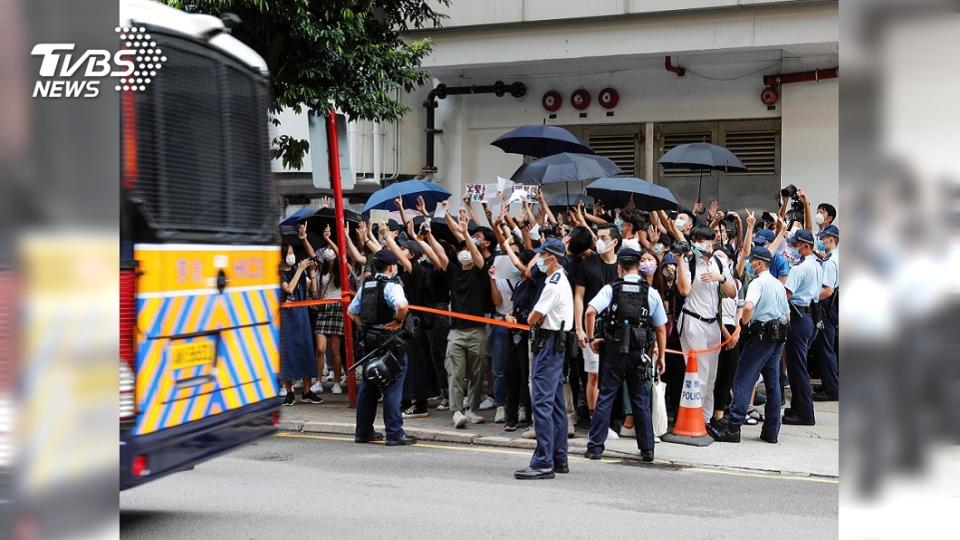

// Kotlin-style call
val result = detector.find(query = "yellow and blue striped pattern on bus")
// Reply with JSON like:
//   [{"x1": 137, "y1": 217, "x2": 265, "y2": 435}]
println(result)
[{"x1": 133, "y1": 244, "x2": 280, "y2": 436}]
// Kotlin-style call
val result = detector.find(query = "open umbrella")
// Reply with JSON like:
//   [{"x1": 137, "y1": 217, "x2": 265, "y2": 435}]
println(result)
[
  {"x1": 491, "y1": 125, "x2": 593, "y2": 158},
  {"x1": 657, "y1": 142, "x2": 746, "y2": 204},
  {"x1": 549, "y1": 193, "x2": 594, "y2": 208},
  {"x1": 362, "y1": 180, "x2": 451, "y2": 216},
  {"x1": 511, "y1": 152, "x2": 621, "y2": 184},
  {"x1": 586, "y1": 177, "x2": 679, "y2": 211}
]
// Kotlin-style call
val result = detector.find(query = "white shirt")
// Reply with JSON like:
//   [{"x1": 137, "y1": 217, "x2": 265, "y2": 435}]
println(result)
[
  {"x1": 721, "y1": 279, "x2": 742, "y2": 326},
  {"x1": 620, "y1": 237, "x2": 641, "y2": 252},
  {"x1": 821, "y1": 248, "x2": 839, "y2": 290},
  {"x1": 682, "y1": 255, "x2": 732, "y2": 319},
  {"x1": 318, "y1": 271, "x2": 341, "y2": 300},
  {"x1": 533, "y1": 268, "x2": 574, "y2": 331},
  {"x1": 493, "y1": 278, "x2": 516, "y2": 316}
]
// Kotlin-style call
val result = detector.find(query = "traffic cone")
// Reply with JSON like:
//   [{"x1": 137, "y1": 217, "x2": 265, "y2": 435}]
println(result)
[{"x1": 661, "y1": 351, "x2": 713, "y2": 447}]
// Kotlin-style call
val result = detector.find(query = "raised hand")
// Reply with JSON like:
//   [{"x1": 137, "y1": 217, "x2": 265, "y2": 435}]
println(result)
[
  {"x1": 746, "y1": 209, "x2": 756, "y2": 228},
  {"x1": 693, "y1": 199, "x2": 704, "y2": 215},
  {"x1": 297, "y1": 222, "x2": 307, "y2": 240},
  {"x1": 416, "y1": 195, "x2": 427, "y2": 213},
  {"x1": 394, "y1": 197, "x2": 404, "y2": 210},
  {"x1": 708, "y1": 200, "x2": 719, "y2": 219}
]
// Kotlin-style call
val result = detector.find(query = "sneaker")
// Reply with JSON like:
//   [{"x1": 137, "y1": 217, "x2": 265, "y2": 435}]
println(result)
[
  {"x1": 282, "y1": 392, "x2": 295, "y2": 406},
  {"x1": 324, "y1": 373, "x2": 334, "y2": 383},
  {"x1": 518, "y1": 406, "x2": 528, "y2": 424},
  {"x1": 403, "y1": 406, "x2": 429, "y2": 419},
  {"x1": 478, "y1": 396, "x2": 497, "y2": 411},
  {"x1": 521, "y1": 427, "x2": 536, "y2": 439},
  {"x1": 292, "y1": 380, "x2": 303, "y2": 391},
  {"x1": 465, "y1": 410, "x2": 485, "y2": 424},
  {"x1": 453, "y1": 411, "x2": 468, "y2": 429},
  {"x1": 435, "y1": 398, "x2": 450, "y2": 411},
  {"x1": 331, "y1": 383, "x2": 343, "y2": 395},
  {"x1": 504, "y1": 423, "x2": 518, "y2": 432},
  {"x1": 310, "y1": 382, "x2": 324, "y2": 394},
  {"x1": 494, "y1": 406, "x2": 506, "y2": 424},
  {"x1": 607, "y1": 428, "x2": 620, "y2": 441},
  {"x1": 301, "y1": 391, "x2": 324, "y2": 404}
]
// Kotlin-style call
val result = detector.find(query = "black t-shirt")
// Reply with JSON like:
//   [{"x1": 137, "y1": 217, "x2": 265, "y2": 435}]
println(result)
[
  {"x1": 573, "y1": 253, "x2": 618, "y2": 307},
  {"x1": 447, "y1": 262, "x2": 489, "y2": 329},
  {"x1": 425, "y1": 261, "x2": 450, "y2": 305},
  {"x1": 511, "y1": 278, "x2": 538, "y2": 321},
  {"x1": 400, "y1": 260, "x2": 429, "y2": 307}
]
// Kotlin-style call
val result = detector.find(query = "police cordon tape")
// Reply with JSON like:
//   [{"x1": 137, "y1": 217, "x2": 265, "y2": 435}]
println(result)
[{"x1": 279, "y1": 296, "x2": 733, "y2": 356}]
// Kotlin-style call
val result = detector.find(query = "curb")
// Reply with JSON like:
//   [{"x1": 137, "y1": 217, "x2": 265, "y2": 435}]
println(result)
[{"x1": 278, "y1": 420, "x2": 839, "y2": 480}]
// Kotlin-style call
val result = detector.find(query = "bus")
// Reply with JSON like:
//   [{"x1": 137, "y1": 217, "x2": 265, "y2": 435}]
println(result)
[{"x1": 119, "y1": 0, "x2": 280, "y2": 490}]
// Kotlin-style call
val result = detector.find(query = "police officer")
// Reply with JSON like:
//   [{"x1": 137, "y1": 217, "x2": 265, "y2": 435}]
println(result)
[
  {"x1": 347, "y1": 249, "x2": 417, "y2": 446},
  {"x1": 514, "y1": 237, "x2": 574, "y2": 480},
  {"x1": 812, "y1": 225, "x2": 839, "y2": 402},
  {"x1": 708, "y1": 247, "x2": 789, "y2": 443},
  {"x1": 582, "y1": 248, "x2": 667, "y2": 462},
  {"x1": 782, "y1": 229, "x2": 823, "y2": 425}
]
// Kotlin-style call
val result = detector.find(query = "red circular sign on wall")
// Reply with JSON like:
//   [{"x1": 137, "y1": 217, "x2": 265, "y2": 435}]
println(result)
[
  {"x1": 571, "y1": 89, "x2": 591, "y2": 110},
  {"x1": 598, "y1": 87, "x2": 619, "y2": 109},
  {"x1": 542, "y1": 90, "x2": 562, "y2": 112}
]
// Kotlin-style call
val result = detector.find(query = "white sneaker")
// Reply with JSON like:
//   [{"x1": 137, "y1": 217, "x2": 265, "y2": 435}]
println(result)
[
  {"x1": 607, "y1": 428, "x2": 620, "y2": 440},
  {"x1": 339, "y1": 375, "x2": 346, "y2": 386},
  {"x1": 453, "y1": 411, "x2": 468, "y2": 429},
  {"x1": 518, "y1": 406, "x2": 528, "y2": 424},
  {"x1": 310, "y1": 382, "x2": 324, "y2": 394},
  {"x1": 478, "y1": 396, "x2": 497, "y2": 411},
  {"x1": 465, "y1": 410, "x2": 485, "y2": 424},
  {"x1": 279, "y1": 387, "x2": 287, "y2": 397},
  {"x1": 325, "y1": 373, "x2": 335, "y2": 383},
  {"x1": 494, "y1": 406, "x2": 506, "y2": 423},
  {"x1": 521, "y1": 427, "x2": 536, "y2": 439},
  {"x1": 293, "y1": 380, "x2": 303, "y2": 391},
  {"x1": 331, "y1": 383, "x2": 343, "y2": 395}
]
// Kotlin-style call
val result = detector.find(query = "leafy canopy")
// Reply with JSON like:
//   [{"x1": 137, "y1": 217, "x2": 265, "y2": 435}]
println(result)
[{"x1": 165, "y1": 0, "x2": 448, "y2": 169}]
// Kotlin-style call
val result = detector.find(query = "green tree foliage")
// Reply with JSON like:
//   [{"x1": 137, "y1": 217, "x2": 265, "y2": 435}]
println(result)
[{"x1": 165, "y1": 0, "x2": 448, "y2": 169}]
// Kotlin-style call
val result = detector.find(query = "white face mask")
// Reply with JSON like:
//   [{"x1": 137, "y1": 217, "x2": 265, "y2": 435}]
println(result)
[
  {"x1": 457, "y1": 250, "x2": 473, "y2": 266},
  {"x1": 596, "y1": 239, "x2": 613, "y2": 254},
  {"x1": 815, "y1": 213, "x2": 825, "y2": 225},
  {"x1": 321, "y1": 248, "x2": 336, "y2": 262},
  {"x1": 285, "y1": 254, "x2": 296, "y2": 266},
  {"x1": 674, "y1": 217, "x2": 686, "y2": 231},
  {"x1": 536, "y1": 256, "x2": 550, "y2": 273}
]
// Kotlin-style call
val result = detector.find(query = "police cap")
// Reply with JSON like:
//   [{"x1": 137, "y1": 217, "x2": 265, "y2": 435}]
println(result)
[
  {"x1": 617, "y1": 248, "x2": 641, "y2": 264},
  {"x1": 374, "y1": 249, "x2": 398, "y2": 265},
  {"x1": 748, "y1": 246, "x2": 772, "y2": 263}
]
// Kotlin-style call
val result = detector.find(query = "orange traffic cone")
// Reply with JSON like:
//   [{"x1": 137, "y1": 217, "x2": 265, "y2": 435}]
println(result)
[{"x1": 661, "y1": 351, "x2": 714, "y2": 447}]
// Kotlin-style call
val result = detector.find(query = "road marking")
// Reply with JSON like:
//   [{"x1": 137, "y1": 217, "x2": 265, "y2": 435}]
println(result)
[
  {"x1": 276, "y1": 432, "x2": 839, "y2": 483},
  {"x1": 684, "y1": 466, "x2": 839, "y2": 484}
]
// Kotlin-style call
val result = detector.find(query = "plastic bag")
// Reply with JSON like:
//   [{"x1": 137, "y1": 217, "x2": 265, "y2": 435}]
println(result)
[{"x1": 652, "y1": 374, "x2": 668, "y2": 437}]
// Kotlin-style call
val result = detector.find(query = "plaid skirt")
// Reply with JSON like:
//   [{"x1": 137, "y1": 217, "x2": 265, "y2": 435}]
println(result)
[{"x1": 314, "y1": 301, "x2": 344, "y2": 336}]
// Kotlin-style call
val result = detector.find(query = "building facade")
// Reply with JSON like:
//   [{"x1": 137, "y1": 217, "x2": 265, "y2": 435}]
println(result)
[{"x1": 273, "y1": 0, "x2": 838, "y2": 216}]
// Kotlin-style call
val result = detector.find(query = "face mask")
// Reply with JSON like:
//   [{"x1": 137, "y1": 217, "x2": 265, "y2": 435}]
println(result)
[
  {"x1": 662, "y1": 267, "x2": 676, "y2": 282},
  {"x1": 788, "y1": 248, "x2": 800, "y2": 262},
  {"x1": 322, "y1": 248, "x2": 336, "y2": 262},
  {"x1": 536, "y1": 257, "x2": 549, "y2": 273},
  {"x1": 596, "y1": 239, "x2": 612, "y2": 254},
  {"x1": 816, "y1": 240, "x2": 825, "y2": 253},
  {"x1": 692, "y1": 242, "x2": 709, "y2": 256},
  {"x1": 653, "y1": 243, "x2": 664, "y2": 254},
  {"x1": 614, "y1": 217, "x2": 623, "y2": 232},
  {"x1": 674, "y1": 218, "x2": 686, "y2": 231},
  {"x1": 745, "y1": 263, "x2": 756, "y2": 278},
  {"x1": 815, "y1": 213, "x2": 825, "y2": 225},
  {"x1": 511, "y1": 266, "x2": 522, "y2": 278},
  {"x1": 457, "y1": 250, "x2": 473, "y2": 266},
  {"x1": 639, "y1": 261, "x2": 657, "y2": 276},
  {"x1": 285, "y1": 254, "x2": 296, "y2": 266}
]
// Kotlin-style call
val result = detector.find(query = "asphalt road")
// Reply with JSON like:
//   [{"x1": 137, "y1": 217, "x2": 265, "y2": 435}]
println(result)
[{"x1": 121, "y1": 433, "x2": 838, "y2": 539}]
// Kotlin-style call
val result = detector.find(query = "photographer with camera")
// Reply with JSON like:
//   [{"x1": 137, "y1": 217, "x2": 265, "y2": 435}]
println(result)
[
  {"x1": 347, "y1": 249, "x2": 417, "y2": 446},
  {"x1": 676, "y1": 226, "x2": 737, "y2": 424},
  {"x1": 778, "y1": 184, "x2": 814, "y2": 234}
]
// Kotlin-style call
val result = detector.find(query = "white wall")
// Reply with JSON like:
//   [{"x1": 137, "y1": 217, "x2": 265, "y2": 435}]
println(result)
[{"x1": 780, "y1": 79, "x2": 839, "y2": 216}]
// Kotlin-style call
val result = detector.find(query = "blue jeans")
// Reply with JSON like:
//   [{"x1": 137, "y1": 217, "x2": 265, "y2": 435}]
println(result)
[
  {"x1": 489, "y1": 325, "x2": 511, "y2": 405},
  {"x1": 728, "y1": 335, "x2": 783, "y2": 441},
  {"x1": 588, "y1": 347, "x2": 654, "y2": 453},
  {"x1": 786, "y1": 311, "x2": 815, "y2": 421},
  {"x1": 529, "y1": 334, "x2": 567, "y2": 470},
  {"x1": 356, "y1": 352, "x2": 408, "y2": 442}
]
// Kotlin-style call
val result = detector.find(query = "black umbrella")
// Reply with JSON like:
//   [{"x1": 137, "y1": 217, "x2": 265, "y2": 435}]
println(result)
[
  {"x1": 585, "y1": 177, "x2": 679, "y2": 211},
  {"x1": 511, "y1": 152, "x2": 621, "y2": 184},
  {"x1": 657, "y1": 142, "x2": 746, "y2": 204},
  {"x1": 548, "y1": 193, "x2": 594, "y2": 208},
  {"x1": 491, "y1": 125, "x2": 593, "y2": 158}
]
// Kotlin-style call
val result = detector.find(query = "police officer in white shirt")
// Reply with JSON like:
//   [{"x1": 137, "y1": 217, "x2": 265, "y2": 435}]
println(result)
[
  {"x1": 515, "y1": 238, "x2": 574, "y2": 480},
  {"x1": 676, "y1": 226, "x2": 737, "y2": 424},
  {"x1": 812, "y1": 225, "x2": 840, "y2": 401},
  {"x1": 782, "y1": 229, "x2": 824, "y2": 425}
]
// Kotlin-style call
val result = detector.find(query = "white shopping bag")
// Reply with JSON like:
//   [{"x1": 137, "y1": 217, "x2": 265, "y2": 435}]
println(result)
[{"x1": 652, "y1": 374, "x2": 668, "y2": 437}]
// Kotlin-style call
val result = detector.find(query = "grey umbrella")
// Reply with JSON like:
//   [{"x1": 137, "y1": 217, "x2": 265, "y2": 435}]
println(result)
[
  {"x1": 512, "y1": 152, "x2": 621, "y2": 209},
  {"x1": 657, "y1": 142, "x2": 746, "y2": 204}
]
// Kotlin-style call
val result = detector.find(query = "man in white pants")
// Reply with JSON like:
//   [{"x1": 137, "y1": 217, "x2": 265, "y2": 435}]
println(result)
[{"x1": 676, "y1": 226, "x2": 737, "y2": 424}]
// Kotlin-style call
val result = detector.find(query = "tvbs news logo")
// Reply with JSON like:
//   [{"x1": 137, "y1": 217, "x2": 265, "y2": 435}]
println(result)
[{"x1": 31, "y1": 26, "x2": 166, "y2": 98}]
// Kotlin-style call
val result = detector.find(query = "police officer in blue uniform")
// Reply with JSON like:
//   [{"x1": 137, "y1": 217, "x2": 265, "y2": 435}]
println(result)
[
  {"x1": 582, "y1": 248, "x2": 668, "y2": 462},
  {"x1": 782, "y1": 229, "x2": 823, "y2": 425},
  {"x1": 708, "y1": 247, "x2": 789, "y2": 443},
  {"x1": 812, "y1": 225, "x2": 839, "y2": 401},
  {"x1": 347, "y1": 249, "x2": 417, "y2": 446},
  {"x1": 515, "y1": 238, "x2": 574, "y2": 480}
]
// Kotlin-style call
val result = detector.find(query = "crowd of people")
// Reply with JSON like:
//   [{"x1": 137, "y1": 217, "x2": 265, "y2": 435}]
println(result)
[{"x1": 276, "y1": 184, "x2": 840, "y2": 449}]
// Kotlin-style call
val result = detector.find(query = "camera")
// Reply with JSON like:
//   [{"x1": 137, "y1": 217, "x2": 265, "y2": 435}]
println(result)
[
  {"x1": 780, "y1": 184, "x2": 799, "y2": 201},
  {"x1": 670, "y1": 241, "x2": 692, "y2": 255}
]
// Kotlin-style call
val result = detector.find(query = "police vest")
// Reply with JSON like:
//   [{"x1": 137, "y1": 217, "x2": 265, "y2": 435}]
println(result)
[
  {"x1": 608, "y1": 279, "x2": 653, "y2": 328},
  {"x1": 359, "y1": 275, "x2": 399, "y2": 326}
]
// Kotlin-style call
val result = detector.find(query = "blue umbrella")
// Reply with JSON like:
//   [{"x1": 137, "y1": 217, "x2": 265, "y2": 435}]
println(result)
[
  {"x1": 279, "y1": 206, "x2": 315, "y2": 227},
  {"x1": 491, "y1": 125, "x2": 593, "y2": 158},
  {"x1": 511, "y1": 152, "x2": 621, "y2": 184},
  {"x1": 362, "y1": 180, "x2": 451, "y2": 216},
  {"x1": 585, "y1": 177, "x2": 679, "y2": 211}
]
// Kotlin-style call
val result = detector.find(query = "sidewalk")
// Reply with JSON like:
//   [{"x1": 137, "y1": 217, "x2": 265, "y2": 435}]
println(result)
[{"x1": 279, "y1": 386, "x2": 838, "y2": 478}]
